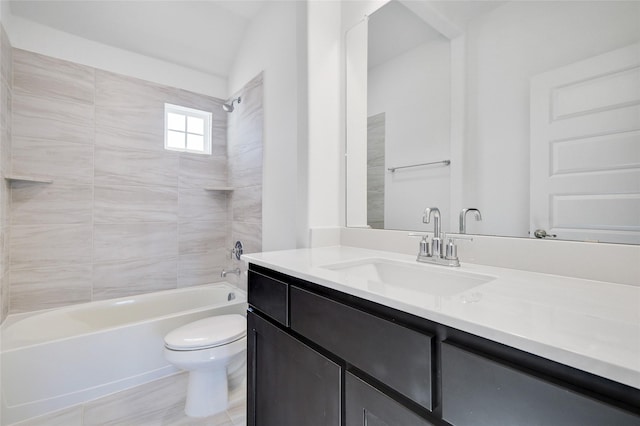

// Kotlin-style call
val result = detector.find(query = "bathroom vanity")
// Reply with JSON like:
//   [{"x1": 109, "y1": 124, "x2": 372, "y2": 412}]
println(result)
[{"x1": 244, "y1": 247, "x2": 640, "y2": 425}]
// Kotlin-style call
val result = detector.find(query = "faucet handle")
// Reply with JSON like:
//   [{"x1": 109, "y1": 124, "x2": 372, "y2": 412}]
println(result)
[
  {"x1": 443, "y1": 234, "x2": 474, "y2": 262},
  {"x1": 409, "y1": 233, "x2": 431, "y2": 258}
]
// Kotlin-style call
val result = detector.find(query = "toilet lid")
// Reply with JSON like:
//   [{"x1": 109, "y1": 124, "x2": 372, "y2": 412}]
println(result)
[{"x1": 164, "y1": 314, "x2": 246, "y2": 350}]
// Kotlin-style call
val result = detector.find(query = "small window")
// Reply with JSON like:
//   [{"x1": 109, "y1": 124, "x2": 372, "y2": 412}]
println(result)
[{"x1": 164, "y1": 103, "x2": 212, "y2": 155}]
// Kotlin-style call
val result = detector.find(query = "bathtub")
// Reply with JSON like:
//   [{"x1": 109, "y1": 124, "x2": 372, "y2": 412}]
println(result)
[{"x1": 0, "y1": 282, "x2": 247, "y2": 425}]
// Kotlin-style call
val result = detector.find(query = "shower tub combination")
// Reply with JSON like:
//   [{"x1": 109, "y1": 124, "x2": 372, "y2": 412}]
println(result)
[{"x1": 0, "y1": 282, "x2": 247, "y2": 425}]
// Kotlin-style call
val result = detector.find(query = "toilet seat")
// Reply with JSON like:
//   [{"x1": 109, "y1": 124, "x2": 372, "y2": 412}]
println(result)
[{"x1": 164, "y1": 314, "x2": 246, "y2": 351}]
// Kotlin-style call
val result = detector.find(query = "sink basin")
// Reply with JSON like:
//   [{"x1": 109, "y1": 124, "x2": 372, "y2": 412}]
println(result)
[{"x1": 321, "y1": 258, "x2": 495, "y2": 297}]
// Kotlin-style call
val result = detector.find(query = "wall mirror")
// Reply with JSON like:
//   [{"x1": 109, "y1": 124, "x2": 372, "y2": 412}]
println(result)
[{"x1": 345, "y1": 0, "x2": 640, "y2": 244}]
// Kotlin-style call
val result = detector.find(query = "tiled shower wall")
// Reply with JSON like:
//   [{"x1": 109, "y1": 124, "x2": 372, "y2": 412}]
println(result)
[
  {"x1": 7, "y1": 48, "x2": 262, "y2": 314},
  {"x1": 367, "y1": 113, "x2": 385, "y2": 230},
  {"x1": 0, "y1": 25, "x2": 12, "y2": 323},
  {"x1": 227, "y1": 73, "x2": 263, "y2": 290}
]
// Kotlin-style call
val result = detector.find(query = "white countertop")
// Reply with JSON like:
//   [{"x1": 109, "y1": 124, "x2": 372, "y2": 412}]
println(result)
[{"x1": 243, "y1": 246, "x2": 640, "y2": 389}]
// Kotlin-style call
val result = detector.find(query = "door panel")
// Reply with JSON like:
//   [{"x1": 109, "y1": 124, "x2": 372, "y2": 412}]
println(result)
[{"x1": 530, "y1": 42, "x2": 640, "y2": 243}]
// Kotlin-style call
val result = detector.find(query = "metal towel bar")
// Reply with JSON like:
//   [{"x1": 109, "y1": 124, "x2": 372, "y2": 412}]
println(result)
[{"x1": 388, "y1": 160, "x2": 450, "y2": 173}]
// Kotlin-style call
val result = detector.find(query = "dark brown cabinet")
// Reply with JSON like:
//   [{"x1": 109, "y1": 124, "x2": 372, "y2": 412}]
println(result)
[
  {"x1": 247, "y1": 263, "x2": 640, "y2": 426},
  {"x1": 441, "y1": 342, "x2": 640, "y2": 426},
  {"x1": 345, "y1": 372, "x2": 435, "y2": 426},
  {"x1": 290, "y1": 286, "x2": 433, "y2": 410},
  {"x1": 247, "y1": 311, "x2": 341, "y2": 426}
]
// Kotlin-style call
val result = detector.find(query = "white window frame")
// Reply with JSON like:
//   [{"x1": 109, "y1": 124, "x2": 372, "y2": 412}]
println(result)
[{"x1": 164, "y1": 103, "x2": 212, "y2": 155}]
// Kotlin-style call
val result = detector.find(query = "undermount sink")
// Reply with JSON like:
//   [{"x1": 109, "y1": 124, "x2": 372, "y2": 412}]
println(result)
[{"x1": 320, "y1": 258, "x2": 495, "y2": 297}]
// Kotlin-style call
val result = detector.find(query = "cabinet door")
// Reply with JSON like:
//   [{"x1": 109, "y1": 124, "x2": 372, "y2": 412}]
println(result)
[
  {"x1": 441, "y1": 342, "x2": 640, "y2": 426},
  {"x1": 247, "y1": 311, "x2": 342, "y2": 426},
  {"x1": 345, "y1": 372, "x2": 435, "y2": 426}
]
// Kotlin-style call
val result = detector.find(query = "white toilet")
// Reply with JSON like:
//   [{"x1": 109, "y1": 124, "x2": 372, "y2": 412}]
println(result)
[{"x1": 164, "y1": 314, "x2": 247, "y2": 418}]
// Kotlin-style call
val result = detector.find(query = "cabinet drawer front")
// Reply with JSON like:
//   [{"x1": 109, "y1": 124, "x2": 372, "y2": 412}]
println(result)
[
  {"x1": 442, "y1": 342, "x2": 640, "y2": 426},
  {"x1": 248, "y1": 270, "x2": 288, "y2": 326},
  {"x1": 346, "y1": 372, "x2": 435, "y2": 426},
  {"x1": 290, "y1": 286, "x2": 433, "y2": 410}
]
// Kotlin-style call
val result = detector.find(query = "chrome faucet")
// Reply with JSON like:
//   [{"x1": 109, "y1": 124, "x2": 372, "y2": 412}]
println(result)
[
  {"x1": 221, "y1": 268, "x2": 241, "y2": 277},
  {"x1": 415, "y1": 207, "x2": 473, "y2": 267},
  {"x1": 423, "y1": 207, "x2": 442, "y2": 258},
  {"x1": 459, "y1": 208, "x2": 482, "y2": 234}
]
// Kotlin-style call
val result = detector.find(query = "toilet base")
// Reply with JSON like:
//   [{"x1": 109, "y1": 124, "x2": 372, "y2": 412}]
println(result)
[{"x1": 184, "y1": 368, "x2": 228, "y2": 418}]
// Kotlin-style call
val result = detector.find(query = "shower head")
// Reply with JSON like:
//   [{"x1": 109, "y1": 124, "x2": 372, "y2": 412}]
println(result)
[{"x1": 222, "y1": 96, "x2": 241, "y2": 112}]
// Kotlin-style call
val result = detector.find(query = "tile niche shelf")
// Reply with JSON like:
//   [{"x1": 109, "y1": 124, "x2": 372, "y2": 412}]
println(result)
[{"x1": 4, "y1": 174, "x2": 53, "y2": 184}]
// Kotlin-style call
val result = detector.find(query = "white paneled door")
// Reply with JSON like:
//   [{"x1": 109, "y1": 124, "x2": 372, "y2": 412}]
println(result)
[{"x1": 530, "y1": 42, "x2": 640, "y2": 244}]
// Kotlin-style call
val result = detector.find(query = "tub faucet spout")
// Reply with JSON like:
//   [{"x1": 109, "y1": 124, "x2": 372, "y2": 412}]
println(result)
[{"x1": 221, "y1": 268, "x2": 241, "y2": 277}]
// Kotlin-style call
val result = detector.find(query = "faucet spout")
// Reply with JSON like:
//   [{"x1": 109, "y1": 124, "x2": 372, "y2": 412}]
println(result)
[
  {"x1": 459, "y1": 208, "x2": 482, "y2": 234},
  {"x1": 221, "y1": 268, "x2": 241, "y2": 278},
  {"x1": 423, "y1": 207, "x2": 442, "y2": 257},
  {"x1": 422, "y1": 207, "x2": 441, "y2": 235}
]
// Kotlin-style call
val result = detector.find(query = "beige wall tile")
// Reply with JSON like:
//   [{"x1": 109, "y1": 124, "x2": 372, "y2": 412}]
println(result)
[
  {"x1": 13, "y1": 48, "x2": 94, "y2": 104},
  {"x1": 12, "y1": 137, "x2": 94, "y2": 185},
  {"x1": 94, "y1": 145, "x2": 179, "y2": 187},
  {"x1": 212, "y1": 111, "x2": 229, "y2": 157},
  {"x1": 179, "y1": 153, "x2": 227, "y2": 188},
  {"x1": 92, "y1": 256, "x2": 177, "y2": 300},
  {"x1": 95, "y1": 124, "x2": 163, "y2": 154},
  {"x1": 229, "y1": 145, "x2": 262, "y2": 189},
  {"x1": 12, "y1": 94, "x2": 94, "y2": 144},
  {"x1": 1, "y1": 75, "x2": 10, "y2": 134},
  {"x1": 93, "y1": 222, "x2": 177, "y2": 262},
  {"x1": 95, "y1": 70, "x2": 165, "y2": 138},
  {"x1": 0, "y1": 26, "x2": 8, "y2": 325},
  {"x1": 94, "y1": 185, "x2": 178, "y2": 223},
  {"x1": 178, "y1": 188, "x2": 227, "y2": 222},
  {"x1": 9, "y1": 265, "x2": 92, "y2": 313},
  {"x1": 171, "y1": 87, "x2": 225, "y2": 113},
  {"x1": 1, "y1": 272, "x2": 8, "y2": 323},
  {"x1": 1, "y1": 26, "x2": 12, "y2": 83},
  {"x1": 1, "y1": 180, "x2": 10, "y2": 230},
  {"x1": 178, "y1": 220, "x2": 227, "y2": 256},
  {"x1": 11, "y1": 183, "x2": 93, "y2": 225},
  {"x1": 178, "y1": 252, "x2": 226, "y2": 288},
  {"x1": 10, "y1": 224, "x2": 92, "y2": 270},
  {"x1": 0, "y1": 228, "x2": 6, "y2": 274},
  {"x1": 231, "y1": 186, "x2": 262, "y2": 224},
  {"x1": 231, "y1": 222, "x2": 262, "y2": 255}
]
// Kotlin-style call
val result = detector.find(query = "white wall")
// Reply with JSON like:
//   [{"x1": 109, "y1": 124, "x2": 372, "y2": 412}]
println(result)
[
  {"x1": 3, "y1": 14, "x2": 226, "y2": 98},
  {"x1": 368, "y1": 38, "x2": 451, "y2": 231},
  {"x1": 341, "y1": 1, "x2": 387, "y2": 33},
  {"x1": 228, "y1": 1, "x2": 304, "y2": 251},
  {"x1": 307, "y1": 1, "x2": 343, "y2": 231},
  {"x1": 463, "y1": 1, "x2": 640, "y2": 237},
  {"x1": 345, "y1": 18, "x2": 368, "y2": 228}
]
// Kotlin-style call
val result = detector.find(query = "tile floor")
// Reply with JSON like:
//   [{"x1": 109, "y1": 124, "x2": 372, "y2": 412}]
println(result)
[{"x1": 12, "y1": 367, "x2": 246, "y2": 426}]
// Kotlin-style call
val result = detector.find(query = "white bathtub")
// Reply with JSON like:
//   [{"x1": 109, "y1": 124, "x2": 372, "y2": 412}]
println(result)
[{"x1": 0, "y1": 283, "x2": 247, "y2": 425}]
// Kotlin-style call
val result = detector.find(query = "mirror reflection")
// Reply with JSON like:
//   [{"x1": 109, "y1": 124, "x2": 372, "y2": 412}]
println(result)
[{"x1": 345, "y1": 0, "x2": 640, "y2": 244}]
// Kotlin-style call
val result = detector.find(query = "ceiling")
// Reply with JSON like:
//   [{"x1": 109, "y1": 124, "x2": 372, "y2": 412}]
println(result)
[
  {"x1": 9, "y1": 0, "x2": 508, "y2": 78},
  {"x1": 8, "y1": 0, "x2": 268, "y2": 78},
  {"x1": 368, "y1": 0, "x2": 508, "y2": 69}
]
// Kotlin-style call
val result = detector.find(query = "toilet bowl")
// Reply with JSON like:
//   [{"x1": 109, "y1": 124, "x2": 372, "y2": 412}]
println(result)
[{"x1": 164, "y1": 314, "x2": 247, "y2": 418}]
